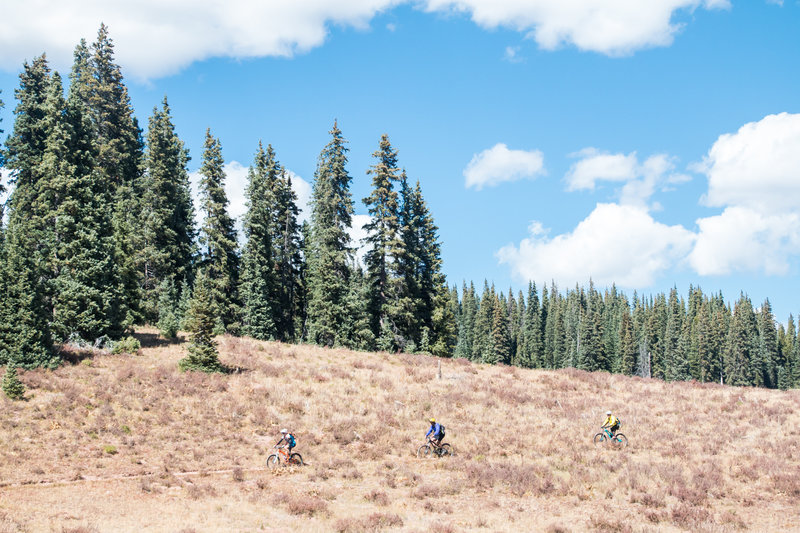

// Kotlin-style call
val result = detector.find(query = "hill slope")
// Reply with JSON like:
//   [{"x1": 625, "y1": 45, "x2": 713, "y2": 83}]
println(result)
[{"x1": 1, "y1": 328, "x2": 799, "y2": 532}]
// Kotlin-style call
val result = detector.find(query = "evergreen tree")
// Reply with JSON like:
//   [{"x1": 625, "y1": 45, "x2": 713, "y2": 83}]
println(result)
[
  {"x1": 72, "y1": 25, "x2": 145, "y2": 326},
  {"x1": 2, "y1": 364, "x2": 26, "y2": 400},
  {"x1": 156, "y1": 279, "x2": 180, "y2": 339},
  {"x1": 240, "y1": 142, "x2": 277, "y2": 340},
  {"x1": 271, "y1": 168, "x2": 304, "y2": 341},
  {"x1": 306, "y1": 122, "x2": 355, "y2": 347},
  {"x1": 45, "y1": 73, "x2": 123, "y2": 341},
  {"x1": 139, "y1": 97, "x2": 196, "y2": 320},
  {"x1": 520, "y1": 282, "x2": 542, "y2": 368},
  {"x1": 362, "y1": 134, "x2": 405, "y2": 350},
  {"x1": 618, "y1": 309, "x2": 636, "y2": 375},
  {"x1": 757, "y1": 299, "x2": 779, "y2": 388},
  {"x1": 1, "y1": 55, "x2": 56, "y2": 367},
  {"x1": 197, "y1": 129, "x2": 239, "y2": 332},
  {"x1": 724, "y1": 295, "x2": 758, "y2": 386},
  {"x1": 472, "y1": 283, "x2": 494, "y2": 362},
  {"x1": 341, "y1": 265, "x2": 376, "y2": 350},
  {"x1": 179, "y1": 269, "x2": 225, "y2": 372},
  {"x1": 455, "y1": 282, "x2": 477, "y2": 359},
  {"x1": 489, "y1": 293, "x2": 512, "y2": 364}
]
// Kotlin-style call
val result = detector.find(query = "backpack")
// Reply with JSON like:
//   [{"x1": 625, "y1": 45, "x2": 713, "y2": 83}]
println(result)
[
  {"x1": 615, "y1": 418, "x2": 622, "y2": 429},
  {"x1": 437, "y1": 424, "x2": 445, "y2": 438},
  {"x1": 288, "y1": 434, "x2": 296, "y2": 447}
]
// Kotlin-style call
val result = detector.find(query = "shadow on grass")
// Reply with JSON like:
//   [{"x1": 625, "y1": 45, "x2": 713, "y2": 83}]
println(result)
[
  {"x1": 58, "y1": 346, "x2": 95, "y2": 365},
  {"x1": 132, "y1": 331, "x2": 186, "y2": 349}
]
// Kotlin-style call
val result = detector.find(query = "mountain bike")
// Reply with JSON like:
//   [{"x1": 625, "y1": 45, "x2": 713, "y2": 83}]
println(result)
[
  {"x1": 267, "y1": 445, "x2": 304, "y2": 468},
  {"x1": 417, "y1": 438, "x2": 453, "y2": 458},
  {"x1": 593, "y1": 427, "x2": 628, "y2": 448}
]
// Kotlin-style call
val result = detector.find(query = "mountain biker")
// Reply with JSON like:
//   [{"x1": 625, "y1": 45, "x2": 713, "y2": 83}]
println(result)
[
  {"x1": 602, "y1": 411, "x2": 620, "y2": 437},
  {"x1": 276, "y1": 428, "x2": 296, "y2": 452},
  {"x1": 425, "y1": 418, "x2": 445, "y2": 447}
]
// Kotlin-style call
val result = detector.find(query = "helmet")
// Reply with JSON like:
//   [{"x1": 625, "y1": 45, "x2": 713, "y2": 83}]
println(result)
[
  {"x1": 281, "y1": 428, "x2": 288, "y2": 434},
  {"x1": 606, "y1": 411, "x2": 612, "y2": 415},
  {"x1": 429, "y1": 418, "x2": 436, "y2": 423}
]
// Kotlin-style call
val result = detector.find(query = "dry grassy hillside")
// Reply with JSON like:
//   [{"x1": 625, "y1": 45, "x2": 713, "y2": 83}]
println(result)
[{"x1": 2, "y1": 328, "x2": 800, "y2": 532}]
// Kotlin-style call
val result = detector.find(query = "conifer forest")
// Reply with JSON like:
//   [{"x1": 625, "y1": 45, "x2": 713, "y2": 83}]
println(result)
[{"x1": 1, "y1": 26, "x2": 798, "y2": 390}]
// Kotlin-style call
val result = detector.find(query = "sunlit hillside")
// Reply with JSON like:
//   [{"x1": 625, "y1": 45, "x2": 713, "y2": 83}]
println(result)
[{"x1": 1, "y1": 328, "x2": 799, "y2": 532}]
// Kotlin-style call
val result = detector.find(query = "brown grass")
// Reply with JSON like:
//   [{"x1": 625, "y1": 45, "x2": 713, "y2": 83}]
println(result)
[{"x1": 1, "y1": 326, "x2": 799, "y2": 531}]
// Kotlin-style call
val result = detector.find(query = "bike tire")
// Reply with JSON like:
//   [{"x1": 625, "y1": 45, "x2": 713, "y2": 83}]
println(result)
[
  {"x1": 593, "y1": 433, "x2": 607, "y2": 445},
  {"x1": 613, "y1": 433, "x2": 628, "y2": 448},
  {"x1": 417, "y1": 444, "x2": 432, "y2": 458},
  {"x1": 266, "y1": 454, "x2": 280, "y2": 468},
  {"x1": 288, "y1": 453, "x2": 304, "y2": 466},
  {"x1": 438, "y1": 443, "x2": 453, "y2": 457}
]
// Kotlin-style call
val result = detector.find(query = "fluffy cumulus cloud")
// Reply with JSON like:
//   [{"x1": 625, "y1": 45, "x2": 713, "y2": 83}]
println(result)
[
  {"x1": 424, "y1": 0, "x2": 729, "y2": 55},
  {"x1": 497, "y1": 203, "x2": 695, "y2": 287},
  {"x1": 464, "y1": 143, "x2": 545, "y2": 190},
  {"x1": 690, "y1": 113, "x2": 800, "y2": 275},
  {"x1": 566, "y1": 148, "x2": 689, "y2": 208},
  {"x1": 689, "y1": 207, "x2": 800, "y2": 276},
  {"x1": 0, "y1": 0, "x2": 401, "y2": 79},
  {"x1": 699, "y1": 113, "x2": 800, "y2": 214},
  {"x1": 0, "y1": 0, "x2": 727, "y2": 79}
]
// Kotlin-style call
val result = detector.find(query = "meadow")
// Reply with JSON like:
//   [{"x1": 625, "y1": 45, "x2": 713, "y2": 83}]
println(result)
[{"x1": 1, "y1": 328, "x2": 799, "y2": 532}]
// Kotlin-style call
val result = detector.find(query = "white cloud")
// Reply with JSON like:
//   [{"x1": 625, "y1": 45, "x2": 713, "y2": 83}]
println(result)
[
  {"x1": 424, "y1": 0, "x2": 729, "y2": 56},
  {"x1": 689, "y1": 207, "x2": 800, "y2": 276},
  {"x1": 565, "y1": 148, "x2": 637, "y2": 191},
  {"x1": 0, "y1": 0, "x2": 727, "y2": 79},
  {"x1": 464, "y1": 143, "x2": 545, "y2": 190},
  {"x1": 698, "y1": 112, "x2": 800, "y2": 214},
  {"x1": 0, "y1": 0, "x2": 401, "y2": 79},
  {"x1": 566, "y1": 148, "x2": 687, "y2": 208},
  {"x1": 497, "y1": 203, "x2": 695, "y2": 287}
]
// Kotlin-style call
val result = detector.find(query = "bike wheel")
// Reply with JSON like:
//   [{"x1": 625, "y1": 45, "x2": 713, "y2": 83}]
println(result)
[
  {"x1": 266, "y1": 454, "x2": 280, "y2": 468},
  {"x1": 613, "y1": 433, "x2": 628, "y2": 448},
  {"x1": 288, "y1": 453, "x2": 304, "y2": 466},
  {"x1": 417, "y1": 444, "x2": 432, "y2": 458},
  {"x1": 593, "y1": 433, "x2": 607, "y2": 445},
  {"x1": 438, "y1": 443, "x2": 453, "y2": 457}
]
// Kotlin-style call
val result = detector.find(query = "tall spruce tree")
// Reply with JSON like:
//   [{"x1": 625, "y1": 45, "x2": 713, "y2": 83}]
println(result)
[
  {"x1": 724, "y1": 294, "x2": 758, "y2": 386},
  {"x1": 489, "y1": 293, "x2": 512, "y2": 365},
  {"x1": 240, "y1": 142, "x2": 278, "y2": 340},
  {"x1": 139, "y1": 97, "x2": 196, "y2": 321},
  {"x1": 455, "y1": 282, "x2": 477, "y2": 359},
  {"x1": 472, "y1": 283, "x2": 495, "y2": 362},
  {"x1": 306, "y1": 122, "x2": 355, "y2": 347},
  {"x1": 757, "y1": 299, "x2": 779, "y2": 388},
  {"x1": 271, "y1": 168, "x2": 304, "y2": 341},
  {"x1": 197, "y1": 129, "x2": 239, "y2": 332},
  {"x1": 44, "y1": 73, "x2": 123, "y2": 341},
  {"x1": 1, "y1": 55, "x2": 56, "y2": 367},
  {"x1": 71, "y1": 26, "x2": 144, "y2": 326},
  {"x1": 362, "y1": 134, "x2": 405, "y2": 351}
]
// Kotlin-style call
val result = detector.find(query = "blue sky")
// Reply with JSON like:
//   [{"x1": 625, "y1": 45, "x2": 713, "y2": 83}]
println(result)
[{"x1": 1, "y1": 1, "x2": 799, "y2": 321}]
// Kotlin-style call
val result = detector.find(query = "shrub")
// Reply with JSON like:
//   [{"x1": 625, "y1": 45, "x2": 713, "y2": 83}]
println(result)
[
  {"x1": 364, "y1": 490, "x2": 390, "y2": 506},
  {"x1": 2, "y1": 366, "x2": 26, "y2": 400},
  {"x1": 111, "y1": 337, "x2": 141, "y2": 355},
  {"x1": 103, "y1": 445, "x2": 118, "y2": 455},
  {"x1": 273, "y1": 493, "x2": 328, "y2": 517}
]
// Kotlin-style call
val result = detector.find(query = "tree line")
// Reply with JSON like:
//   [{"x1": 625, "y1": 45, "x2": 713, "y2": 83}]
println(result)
[
  {"x1": 0, "y1": 26, "x2": 796, "y2": 389},
  {"x1": 450, "y1": 282, "x2": 800, "y2": 389}
]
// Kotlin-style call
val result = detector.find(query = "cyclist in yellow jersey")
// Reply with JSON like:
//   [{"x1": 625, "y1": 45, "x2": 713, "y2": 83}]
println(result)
[{"x1": 602, "y1": 411, "x2": 620, "y2": 437}]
